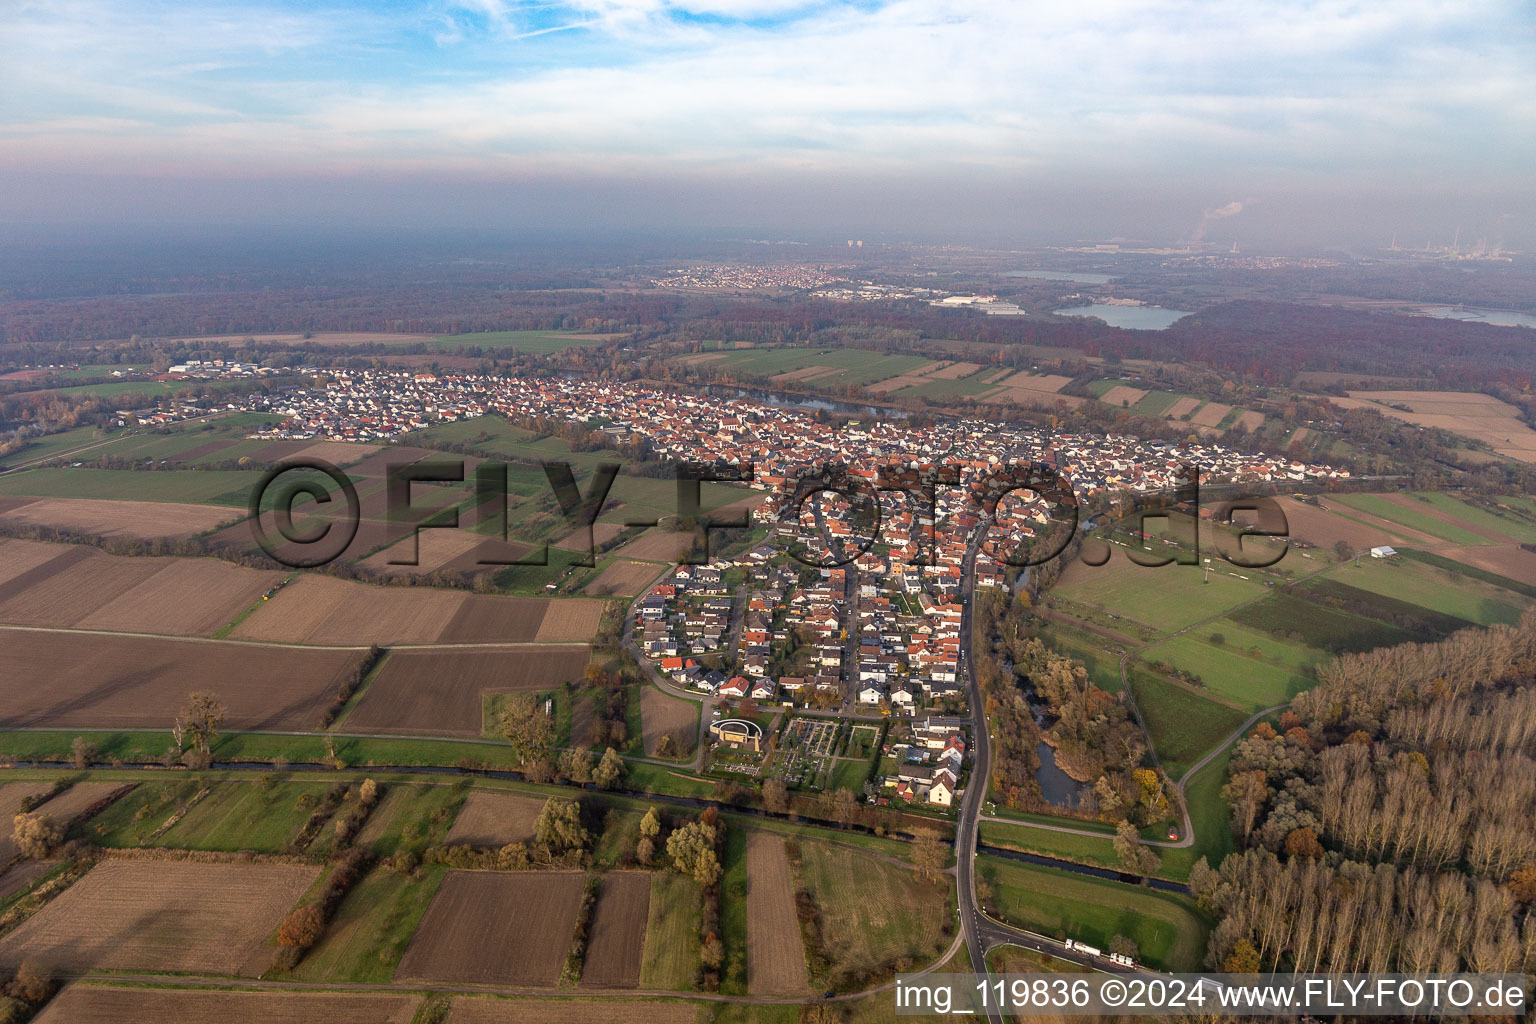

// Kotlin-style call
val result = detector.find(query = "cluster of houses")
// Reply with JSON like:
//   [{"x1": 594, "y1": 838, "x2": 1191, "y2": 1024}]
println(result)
[
  {"x1": 881, "y1": 716, "x2": 970, "y2": 807},
  {"x1": 239, "y1": 370, "x2": 1347, "y2": 498}
]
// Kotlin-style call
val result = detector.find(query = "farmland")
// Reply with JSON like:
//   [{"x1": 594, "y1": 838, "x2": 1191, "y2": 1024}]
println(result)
[
  {"x1": 0, "y1": 629, "x2": 362, "y2": 731},
  {"x1": 584, "y1": 559, "x2": 664, "y2": 596},
  {"x1": 640, "y1": 872, "x2": 703, "y2": 989},
  {"x1": 345, "y1": 647, "x2": 592, "y2": 737},
  {"x1": 230, "y1": 572, "x2": 604, "y2": 645},
  {"x1": 977, "y1": 855, "x2": 1208, "y2": 971},
  {"x1": 0, "y1": 497, "x2": 242, "y2": 538},
  {"x1": 396, "y1": 870, "x2": 587, "y2": 986},
  {"x1": 443, "y1": 997, "x2": 699, "y2": 1024},
  {"x1": 641, "y1": 685, "x2": 700, "y2": 757},
  {"x1": 745, "y1": 833, "x2": 809, "y2": 995},
  {"x1": 34, "y1": 986, "x2": 422, "y2": 1024},
  {"x1": 290, "y1": 864, "x2": 449, "y2": 984},
  {"x1": 1331, "y1": 390, "x2": 1536, "y2": 463},
  {"x1": 581, "y1": 872, "x2": 651, "y2": 988},
  {"x1": 427, "y1": 330, "x2": 624, "y2": 354},
  {"x1": 795, "y1": 838, "x2": 952, "y2": 985},
  {"x1": 0, "y1": 467, "x2": 259, "y2": 505},
  {"x1": 0, "y1": 860, "x2": 318, "y2": 975},
  {"x1": 444, "y1": 790, "x2": 548, "y2": 846}
]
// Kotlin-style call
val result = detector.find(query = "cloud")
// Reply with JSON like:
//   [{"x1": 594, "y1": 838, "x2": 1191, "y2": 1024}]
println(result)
[{"x1": 0, "y1": 0, "x2": 1532, "y2": 243}]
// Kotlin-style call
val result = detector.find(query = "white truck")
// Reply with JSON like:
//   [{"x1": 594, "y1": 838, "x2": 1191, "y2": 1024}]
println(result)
[{"x1": 1063, "y1": 938, "x2": 1102, "y2": 958}]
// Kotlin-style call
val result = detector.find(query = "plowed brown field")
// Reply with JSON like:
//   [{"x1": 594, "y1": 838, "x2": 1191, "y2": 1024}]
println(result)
[
  {"x1": 34, "y1": 986, "x2": 419, "y2": 1024},
  {"x1": 534, "y1": 599, "x2": 606, "y2": 642},
  {"x1": 0, "y1": 498, "x2": 242, "y2": 539},
  {"x1": 0, "y1": 861, "x2": 318, "y2": 975},
  {"x1": 581, "y1": 873, "x2": 651, "y2": 988},
  {"x1": 0, "y1": 629, "x2": 361, "y2": 731},
  {"x1": 584, "y1": 560, "x2": 663, "y2": 596},
  {"x1": 641, "y1": 686, "x2": 698, "y2": 757},
  {"x1": 745, "y1": 833, "x2": 809, "y2": 995},
  {"x1": 74, "y1": 557, "x2": 282, "y2": 635},
  {"x1": 445, "y1": 998, "x2": 697, "y2": 1024},
  {"x1": 396, "y1": 870, "x2": 586, "y2": 987},
  {"x1": 345, "y1": 646, "x2": 591, "y2": 736}
]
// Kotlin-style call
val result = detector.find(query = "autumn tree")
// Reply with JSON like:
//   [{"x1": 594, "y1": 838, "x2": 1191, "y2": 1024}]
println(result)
[
  {"x1": 11, "y1": 813, "x2": 61, "y2": 859},
  {"x1": 70, "y1": 736, "x2": 95, "y2": 769},
  {"x1": 592, "y1": 747, "x2": 625, "y2": 789},
  {"x1": 558, "y1": 747, "x2": 594, "y2": 784},
  {"x1": 277, "y1": 903, "x2": 326, "y2": 949},
  {"x1": 533, "y1": 797, "x2": 589, "y2": 857},
  {"x1": 1113, "y1": 819, "x2": 1160, "y2": 879},
  {"x1": 666, "y1": 818, "x2": 722, "y2": 886},
  {"x1": 912, "y1": 828, "x2": 946, "y2": 884},
  {"x1": 499, "y1": 692, "x2": 555, "y2": 767},
  {"x1": 178, "y1": 691, "x2": 226, "y2": 755},
  {"x1": 761, "y1": 778, "x2": 789, "y2": 815}
]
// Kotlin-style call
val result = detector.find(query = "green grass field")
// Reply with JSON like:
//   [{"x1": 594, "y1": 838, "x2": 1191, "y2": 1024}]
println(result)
[
  {"x1": 1126, "y1": 664, "x2": 1249, "y2": 778},
  {"x1": 1153, "y1": 626, "x2": 1320, "y2": 709},
  {"x1": 1226, "y1": 591, "x2": 1416, "y2": 654},
  {"x1": 719, "y1": 826, "x2": 750, "y2": 994},
  {"x1": 355, "y1": 783, "x2": 468, "y2": 856},
  {"x1": 1183, "y1": 746, "x2": 1238, "y2": 868},
  {"x1": 1333, "y1": 493, "x2": 1489, "y2": 546},
  {"x1": 290, "y1": 863, "x2": 448, "y2": 983},
  {"x1": 1054, "y1": 560, "x2": 1269, "y2": 634},
  {"x1": 154, "y1": 779, "x2": 337, "y2": 851},
  {"x1": 0, "y1": 466, "x2": 260, "y2": 505},
  {"x1": 640, "y1": 871, "x2": 704, "y2": 989},
  {"x1": 1321, "y1": 557, "x2": 1531, "y2": 626},
  {"x1": 1410, "y1": 492, "x2": 1536, "y2": 545},
  {"x1": 978, "y1": 856, "x2": 1208, "y2": 971},
  {"x1": 702, "y1": 347, "x2": 933, "y2": 388},
  {"x1": 427, "y1": 330, "x2": 621, "y2": 354},
  {"x1": 1398, "y1": 548, "x2": 1536, "y2": 600},
  {"x1": 797, "y1": 838, "x2": 952, "y2": 985}
]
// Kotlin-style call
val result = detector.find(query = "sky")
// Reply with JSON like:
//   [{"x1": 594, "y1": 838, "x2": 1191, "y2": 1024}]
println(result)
[{"x1": 1, "y1": 0, "x2": 1533, "y2": 247}]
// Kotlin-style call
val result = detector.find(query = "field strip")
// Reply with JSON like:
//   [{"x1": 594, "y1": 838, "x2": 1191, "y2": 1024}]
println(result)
[{"x1": 0, "y1": 624, "x2": 585, "y2": 652}]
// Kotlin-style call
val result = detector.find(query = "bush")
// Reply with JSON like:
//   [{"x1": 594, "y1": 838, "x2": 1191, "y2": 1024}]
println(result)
[{"x1": 11, "y1": 813, "x2": 62, "y2": 859}]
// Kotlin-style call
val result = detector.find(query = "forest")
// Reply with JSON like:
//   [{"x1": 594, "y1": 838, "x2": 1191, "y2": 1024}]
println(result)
[{"x1": 1192, "y1": 611, "x2": 1536, "y2": 973}]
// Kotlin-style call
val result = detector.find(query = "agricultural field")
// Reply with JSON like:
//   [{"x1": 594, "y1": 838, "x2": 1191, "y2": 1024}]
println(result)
[
  {"x1": 745, "y1": 833, "x2": 810, "y2": 995},
  {"x1": 73, "y1": 556, "x2": 284, "y2": 636},
  {"x1": 581, "y1": 872, "x2": 651, "y2": 988},
  {"x1": 977, "y1": 856, "x2": 1208, "y2": 971},
  {"x1": 583, "y1": 559, "x2": 664, "y2": 596},
  {"x1": 1051, "y1": 555, "x2": 1270, "y2": 634},
  {"x1": 291, "y1": 864, "x2": 449, "y2": 984},
  {"x1": 356, "y1": 784, "x2": 469, "y2": 856},
  {"x1": 148, "y1": 779, "x2": 342, "y2": 852},
  {"x1": 682, "y1": 346, "x2": 933, "y2": 389},
  {"x1": 0, "y1": 497, "x2": 243, "y2": 539},
  {"x1": 0, "y1": 630, "x2": 362, "y2": 731},
  {"x1": 230, "y1": 572, "x2": 603, "y2": 645},
  {"x1": 346, "y1": 647, "x2": 592, "y2": 737},
  {"x1": 33, "y1": 986, "x2": 422, "y2": 1024},
  {"x1": 1333, "y1": 493, "x2": 1490, "y2": 546},
  {"x1": 612, "y1": 529, "x2": 696, "y2": 562},
  {"x1": 1151, "y1": 622, "x2": 1322, "y2": 709},
  {"x1": 427, "y1": 330, "x2": 625, "y2": 354},
  {"x1": 395, "y1": 870, "x2": 587, "y2": 986},
  {"x1": 641, "y1": 685, "x2": 699, "y2": 757},
  {"x1": 640, "y1": 872, "x2": 703, "y2": 989},
  {"x1": 1309, "y1": 559, "x2": 1531, "y2": 626},
  {"x1": 1123, "y1": 665, "x2": 1249, "y2": 778},
  {"x1": 443, "y1": 997, "x2": 699, "y2": 1024},
  {"x1": 0, "y1": 860, "x2": 318, "y2": 975},
  {"x1": 795, "y1": 838, "x2": 952, "y2": 985},
  {"x1": 444, "y1": 790, "x2": 547, "y2": 847},
  {"x1": 0, "y1": 467, "x2": 260, "y2": 505},
  {"x1": 1331, "y1": 390, "x2": 1536, "y2": 463}
]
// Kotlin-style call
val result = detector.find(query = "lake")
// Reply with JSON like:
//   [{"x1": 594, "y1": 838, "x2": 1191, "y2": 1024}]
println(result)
[
  {"x1": 1053, "y1": 304, "x2": 1193, "y2": 330},
  {"x1": 1036, "y1": 740, "x2": 1090, "y2": 807},
  {"x1": 1419, "y1": 306, "x2": 1536, "y2": 329},
  {"x1": 1006, "y1": 270, "x2": 1117, "y2": 284}
]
